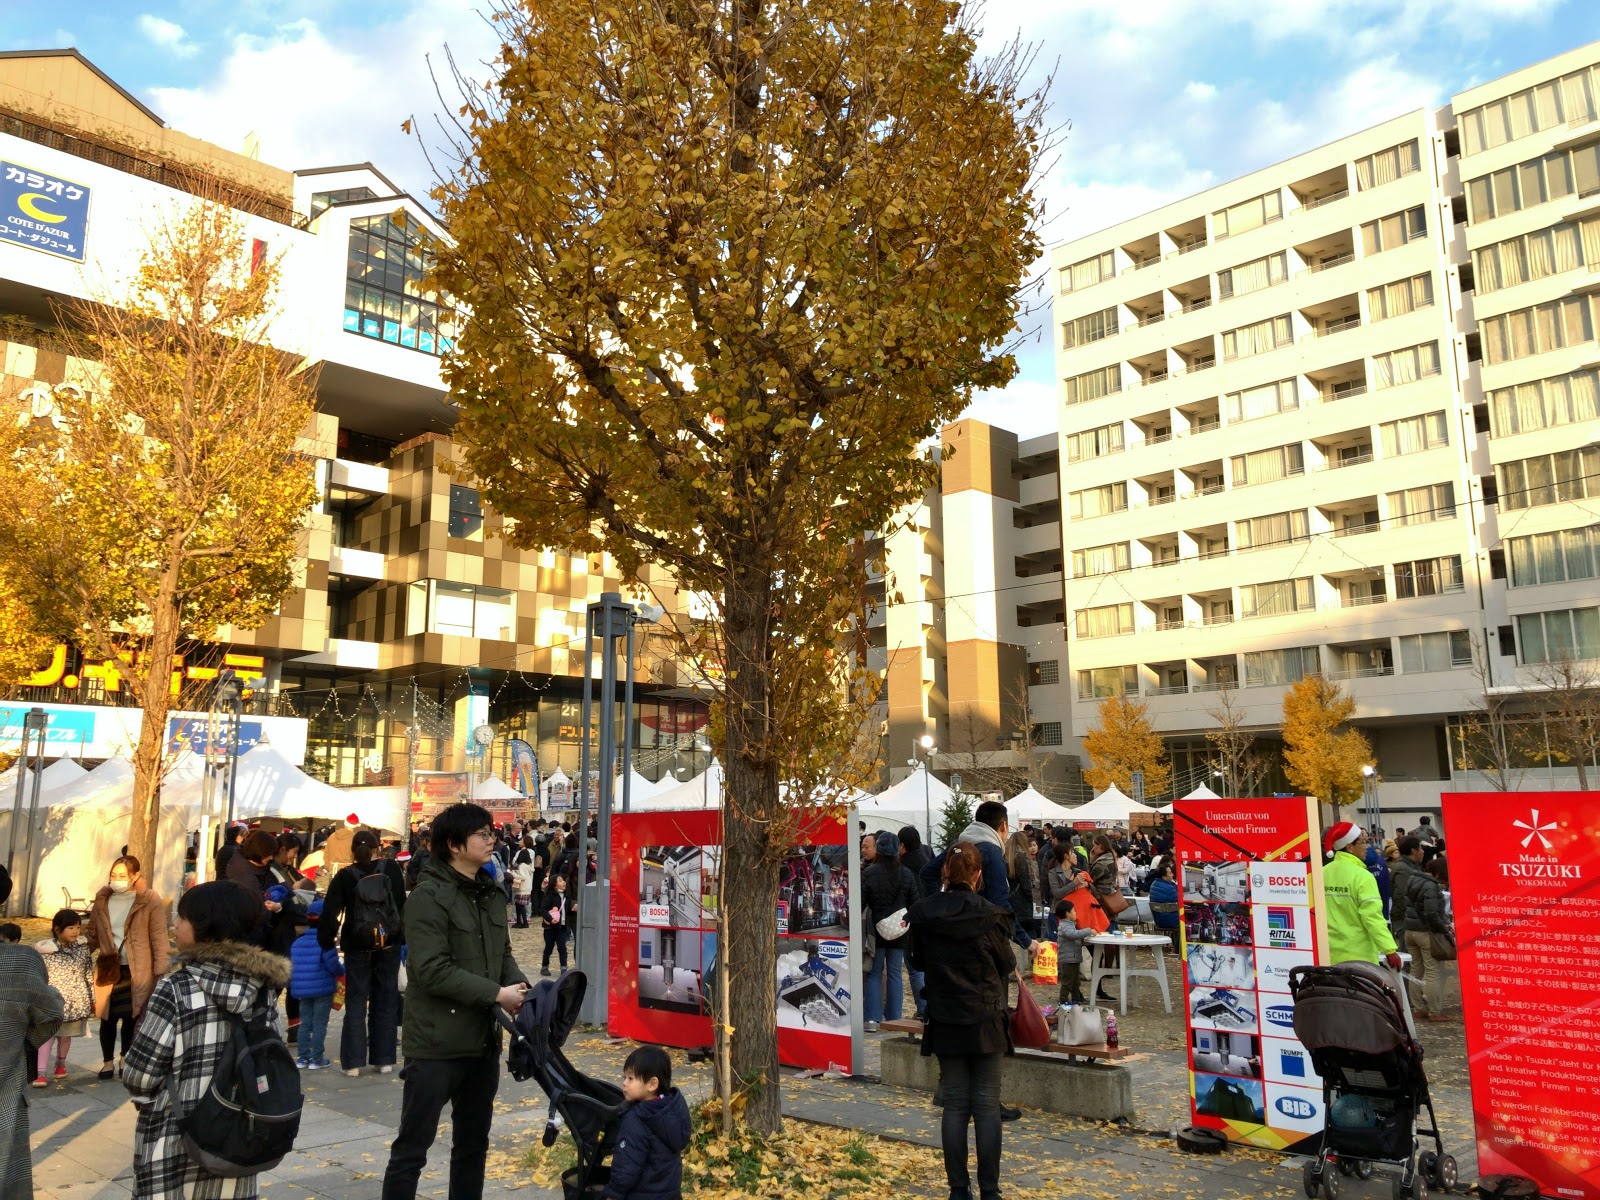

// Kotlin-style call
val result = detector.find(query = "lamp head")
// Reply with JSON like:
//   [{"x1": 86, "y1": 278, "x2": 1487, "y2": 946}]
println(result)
[{"x1": 919, "y1": 734, "x2": 935, "y2": 750}]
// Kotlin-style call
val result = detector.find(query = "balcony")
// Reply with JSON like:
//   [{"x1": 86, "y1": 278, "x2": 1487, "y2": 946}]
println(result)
[
  {"x1": 329, "y1": 545, "x2": 385, "y2": 580},
  {"x1": 1327, "y1": 640, "x2": 1394, "y2": 681},
  {"x1": 1122, "y1": 233, "x2": 1161, "y2": 273},
  {"x1": 1294, "y1": 228, "x2": 1356, "y2": 275},
  {"x1": 1164, "y1": 216, "x2": 1208, "y2": 259},
  {"x1": 1301, "y1": 189, "x2": 1350, "y2": 212},
  {"x1": 1291, "y1": 164, "x2": 1351, "y2": 213},
  {"x1": 1323, "y1": 498, "x2": 1381, "y2": 537}
]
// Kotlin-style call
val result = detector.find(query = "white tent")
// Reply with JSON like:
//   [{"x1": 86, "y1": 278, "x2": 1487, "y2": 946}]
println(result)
[
  {"x1": 635, "y1": 759, "x2": 724, "y2": 810},
  {"x1": 1005, "y1": 786, "x2": 1077, "y2": 825},
  {"x1": 541, "y1": 767, "x2": 572, "y2": 810},
  {"x1": 1066, "y1": 786, "x2": 1159, "y2": 826},
  {"x1": 0, "y1": 756, "x2": 87, "y2": 798},
  {"x1": 624, "y1": 771, "x2": 669, "y2": 804},
  {"x1": 1183, "y1": 784, "x2": 1221, "y2": 800},
  {"x1": 471, "y1": 774, "x2": 524, "y2": 803},
  {"x1": 857, "y1": 764, "x2": 950, "y2": 840}
]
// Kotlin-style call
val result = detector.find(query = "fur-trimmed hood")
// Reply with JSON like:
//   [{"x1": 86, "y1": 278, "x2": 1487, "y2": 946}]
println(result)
[{"x1": 167, "y1": 940, "x2": 291, "y2": 1015}]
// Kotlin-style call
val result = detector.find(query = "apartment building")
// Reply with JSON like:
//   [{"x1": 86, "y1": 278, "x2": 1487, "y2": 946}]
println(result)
[{"x1": 1047, "y1": 40, "x2": 1600, "y2": 802}]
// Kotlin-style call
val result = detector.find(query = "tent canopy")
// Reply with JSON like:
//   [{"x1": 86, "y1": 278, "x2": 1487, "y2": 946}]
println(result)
[
  {"x1": 0, "y1": 756, "x2": 87, "y2": 797},
  {"x1": 857, "y1": 764, "x2": 950, "y2": 840},
  {"x1": 1066, "y1": 786, "x2": 1159, "y2": 826},
  {"x1": 471, "y1": 774, "x2": 524, "y2": 802},
  {"x1": 634, "y1": 759, "x2": 724, "y2": 810},
  {"x1": 1183, "y1": 784, "x2": 1221, "y2": 800},
  {"x1": 1004, "y1": 786, "x2": 1076, "y2": 824}
]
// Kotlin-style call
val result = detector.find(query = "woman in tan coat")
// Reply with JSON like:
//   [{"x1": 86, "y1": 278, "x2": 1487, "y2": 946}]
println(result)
[{"x1": 86, "y1": 855, "x2": 168, "y2": 1080}]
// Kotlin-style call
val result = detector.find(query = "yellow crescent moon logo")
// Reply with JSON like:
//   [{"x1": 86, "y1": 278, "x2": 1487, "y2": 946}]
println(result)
[{"x1": 17, "y1": 192, "x2": 67, "y2": 223}]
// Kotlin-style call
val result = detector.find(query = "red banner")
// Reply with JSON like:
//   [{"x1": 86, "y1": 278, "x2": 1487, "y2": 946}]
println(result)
[
  {"x1": 1174, "y1": 796, "x2": 1325, "y2": 1153},
  {"x1": 608, "y1": 808, "x2": 857, "y2": 1073},
  {"x1": 1442, "y1": 791, "x2": 1600, "y2": 1199}
]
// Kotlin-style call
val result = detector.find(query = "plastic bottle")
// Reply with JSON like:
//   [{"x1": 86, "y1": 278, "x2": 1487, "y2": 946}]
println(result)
[{"x1": 1106, "y1": 1010, "x2": 1119, "y2": 1049}]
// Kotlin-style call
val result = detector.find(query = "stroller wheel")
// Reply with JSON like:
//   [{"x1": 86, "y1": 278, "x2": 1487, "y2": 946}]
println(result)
[
  {"x1": 1355, "y1": 1161, "x2": 1374, "y2": 1180},
  {"x1": 1337, "y1": 1158, "x2": 1354, "y2": 1176},
  {"x1": 1301, "y1": 1162, "x2": 1321, "y2": 1198},
  {"x1": 1431, "y1": 1154, "x2": 1458, "y2": 1193}
]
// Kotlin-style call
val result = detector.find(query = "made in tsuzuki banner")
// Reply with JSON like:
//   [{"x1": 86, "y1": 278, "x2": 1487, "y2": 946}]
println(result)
[
  {"x1": 1174, "y1": 796, "x2": 1326, "y2": 1154},
  {"x1": 1443, "y1": 792, "x2": 1600, "y2": 1200}
]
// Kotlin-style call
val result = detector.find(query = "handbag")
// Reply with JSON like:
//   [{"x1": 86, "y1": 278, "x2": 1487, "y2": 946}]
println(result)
[
  {"x1": 1098, "y1": 888, "x2": 1130, "y2": 918},
  {"x1": 95, "y1": 952, "x2": 122, "y2": 988},
  {"x1": 1055, "y1": 1004, "x2": 1107, "y2": 1046},
  {"x1": 1010, "y1": 969, "x2": 1050, "y2": 1048},
  {"x1": 874, "y1": 908, "x2": 909, "y2": 941},
  {"x1": 1429, "y1": 930, "x2": 1457, "y2": 961}
]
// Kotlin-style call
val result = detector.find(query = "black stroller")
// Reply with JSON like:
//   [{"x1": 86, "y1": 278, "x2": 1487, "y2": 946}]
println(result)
[
  {"x1": 1289, "y1": 962, "x2": 1458, "y2": 1199},
  {"x1": 497, "y1": 970, "x2": 628, "y2": 1200}
]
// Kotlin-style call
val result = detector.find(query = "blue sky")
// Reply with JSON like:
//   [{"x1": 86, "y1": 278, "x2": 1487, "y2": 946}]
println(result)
[{"x1": 11, "y1": 2, "x2": 1600, "y2": 434}]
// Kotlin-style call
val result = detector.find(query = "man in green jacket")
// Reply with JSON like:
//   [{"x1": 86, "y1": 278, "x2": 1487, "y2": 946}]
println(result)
[
  {"x1": 383, "y1": 803, "x2": 528, "y2": 1200},
  {"x1": 1322, "y1": 821, "x2": 1402, "y2": 969}
]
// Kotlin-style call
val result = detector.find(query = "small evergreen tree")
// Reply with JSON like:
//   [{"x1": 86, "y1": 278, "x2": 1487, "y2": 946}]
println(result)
[{"x1": 937, "y1": 791, "x2": 975, "y2": 853}]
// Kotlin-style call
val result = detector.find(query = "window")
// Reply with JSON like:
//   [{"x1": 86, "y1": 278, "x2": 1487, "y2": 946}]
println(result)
[
  {"x1": 312, "y1": 186, "x2": 378, "y2": 217},
  {"x1": 1367, "y1": 273, "x2": 1434, "y2": 320},
  {"x1": 1060, "y1": 251, "x2": 1115, "y2": 293},
  {"x1": 1466, "y1": 144, "x2": 1594, "y2": 222},
  {"x1": 1028, "y1": 660, "x2": 1061, "y2": 686},
  {"x1": 1062, "y1": 306, "x2": 1118, "y2": 349},
  {"x1": 1398, "y1": 631, "x2": 1472, "y2": 673},
  {"x1": 1065, "y1": 422, "x2": 1126, "y2": 462},
  {"x1": 1230, "y1": 443, "x2": 1304, "y2": 486},
  {"x1": 1078, "y1": 665, "x2": 1138, "y2": 700},
  {"x1": 1517, "y1": 607, "x2": 1600, "y2": 664},
  {"x1": 1490, "y1": 368, "x2": 1600, "y2": 435},
  {"x1": 1214, "y1": 190, "x2": 1283, "y2": 239},
  {"x1": 1236, "y1": 509, "x2": 1308, "y2": 549},
  {"x1": 1243, "y1": 645, "x2": 1318, "y2": 687},
  {"x1": 1064, "y1": 365, "x2": 1120, "y2": 406},
  {"x1": 1386, "y1": 482, "x2": 1455, "y2": 525},
  {"x1": 1498, "y1": 446, "x2": 1600, "y2": 510},
  {"x1": 1473, "y1": 216, "x2": 1600, "y2": 292},
  {"x1": 1372, "y1": 342, "x2": 1441, "y2": 389},
  {"x1": 1379, "y1": 411, "x2": 1448, "y2": 457},
  {"x1": 448, "y1": 485, "x2": 484, "y2": 540},
  {"x1": 1221, "y1": 314, "x2": 1292, "y2": 361},
  {"x1": 1033, "y1": 722, "x2": 1065, "y2": 747},
  {"x1": 1509, "y1": 525, "x2": 1600, "y2": 586},
  {"x1": 406, "y1": 581, "x2": 518, "y2": 640},
  {"x1": 1460, "y1": 68, "x2": 1600, "y2": 156},
  {"x1": 343, "y1": 213, "x2": 458, "y2": 355},
  {"x1": 1218, "y1": 251, "x2": 1287, "y2": 299},
  {"x1": 1069, "y1": 482, "x2": 1128, "y2": 520},
  {"x1": 1355, "y1": 140, "x2": 1421, "y2": 189},
  {"x1": 1240, "y1": 577, "x2": 1314, "y2": 618},
  {"x1": 1226, "y1": 378, "x2": 1298, "y2": 423},
  {"x1": 1360, "y1": 206, "x2": 1427, "y2": 255},
  {"x1": 1394, "y1": 555, "x2": 1464, "y2": 598},
  {"x1": 1072, "y1": 542, "x2": 1130, "y2": 576},
  {"x1": 1074, "y1": 603, "x2": 1135, "y2": 639},
  {"x1": 1480, "y1": 296, "x2": 1596, "y2": 365}
]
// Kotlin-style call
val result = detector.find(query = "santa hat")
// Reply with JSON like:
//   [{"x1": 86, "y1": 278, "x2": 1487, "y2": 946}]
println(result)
[
  {"x1": 1324, "y1": 821, "x2": 1361, "y2": 857},
  {"x1": 345, "y1": 813, "x2": 360, "y2": 829}
]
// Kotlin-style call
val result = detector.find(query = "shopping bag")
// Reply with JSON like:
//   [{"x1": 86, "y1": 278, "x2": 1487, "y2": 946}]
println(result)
[
  {"x1": 332, "y1": 976, "x2": 346, "y2": 1011},
  {"x1": 1010, "y1": 970, "x2": 1050, "y2": 1048},
  {"x1": 1032, "y1": 941, "x2": 1058, "y2": 986}
]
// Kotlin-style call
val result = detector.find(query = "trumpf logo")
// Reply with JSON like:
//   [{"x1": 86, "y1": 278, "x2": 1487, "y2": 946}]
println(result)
[
  {"x1": 1513, "y1": 809, "x2": 1557, "y2": 850},
  {"x1": 1276, "y1": 1095, "x2": 1317, "y2": 1120}
]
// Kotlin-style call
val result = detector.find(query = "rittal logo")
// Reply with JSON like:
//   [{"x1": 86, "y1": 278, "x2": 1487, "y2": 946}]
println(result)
[
  {"x1": 1276, "y1": 1095, "x2": 1317, "y2": 1120},
  {"x1": 1266, "y1": 907, "x2": 1296, "y2": 947},
  {"x1": 1264, "y1": 1004, "x2": 1295, "y2": 1029}
]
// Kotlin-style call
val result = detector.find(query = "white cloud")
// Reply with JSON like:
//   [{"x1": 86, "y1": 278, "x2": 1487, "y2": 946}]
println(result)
[
  {"x1": 1183, "y1": 81, "x2": 1217, "y2": 102},
  {"x1": 138, "y1": 15, "x2": 198, "y2": 58}
]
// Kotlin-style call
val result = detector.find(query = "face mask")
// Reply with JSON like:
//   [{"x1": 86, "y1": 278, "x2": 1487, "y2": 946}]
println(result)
[{"x1": 109, "y1": 879, "x2": 131, "y2": 894}]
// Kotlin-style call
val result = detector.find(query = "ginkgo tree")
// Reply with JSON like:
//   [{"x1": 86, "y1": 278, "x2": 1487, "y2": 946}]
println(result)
[
  {"x1": 429, "y1": 0, "x2": 1045, "y2": 1131},
  {"x1": 1280, "y1": 675, "x2": 1373, "y2": 810},
  {"x1": 1082, "y1": 694, "x2": 1171, "y2": 799}
]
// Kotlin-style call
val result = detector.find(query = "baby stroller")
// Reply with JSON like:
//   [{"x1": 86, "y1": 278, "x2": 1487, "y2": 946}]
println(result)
[
  {"x1": 497, "y1": 970, "x2": 627, "y2": 1200},
  {"x1": 1289, "y1": 962, "x2": 1458, "y2": 1199}
]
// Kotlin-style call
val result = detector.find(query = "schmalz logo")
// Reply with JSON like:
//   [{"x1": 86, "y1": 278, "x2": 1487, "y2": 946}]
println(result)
[{"x1": 1264, "y1": 1004, "x2": 1295, "y2": 1028}]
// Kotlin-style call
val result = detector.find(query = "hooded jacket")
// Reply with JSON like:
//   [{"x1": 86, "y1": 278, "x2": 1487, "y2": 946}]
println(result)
[
  {"x1": 906, "y1": 887, "x2": 1015, "y2": 1058},
  {"x1": 601, "y1": 1087, "x2": 692, "y2": 1200},
  {"x1": 918, "y1": 820, "x2": 1028, "y2": 950},
  {"x1": 122, "y1": 940, "x2": 292, "y2": 1200}
]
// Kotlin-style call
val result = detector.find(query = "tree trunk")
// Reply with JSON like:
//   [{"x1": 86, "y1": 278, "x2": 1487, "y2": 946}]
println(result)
[
  {"x1": 128, "y1": 588, "x2": 182, "y2": 869},
  {"x1": 720, "y1": 563, "x2": 783, "y2": 1134}
]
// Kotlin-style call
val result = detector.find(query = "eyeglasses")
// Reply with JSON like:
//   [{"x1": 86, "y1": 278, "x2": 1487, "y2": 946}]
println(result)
[{"x1": 468, "y1": 829, "x2": 497, "y2": 842}]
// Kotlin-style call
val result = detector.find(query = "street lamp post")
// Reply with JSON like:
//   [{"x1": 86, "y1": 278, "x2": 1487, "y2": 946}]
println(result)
[
  {"x1": 1361, "y1": 764, "x2": 1378, "y2": 838},
  {"x1": 1212, "y1": 766, "x2": 1226, "y2": 798},
  {"x1": 909, "y1": 733, "x2": 936, "y2": 841}
]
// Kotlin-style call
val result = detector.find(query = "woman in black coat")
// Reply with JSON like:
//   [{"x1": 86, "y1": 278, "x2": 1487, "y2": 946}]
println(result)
[
  {"x1": 862, "y1": 830, "x2": 919, "y2": 1029},
  {"x1": 908, "y1": 842, "x2": 1014, "y2": 1200}
]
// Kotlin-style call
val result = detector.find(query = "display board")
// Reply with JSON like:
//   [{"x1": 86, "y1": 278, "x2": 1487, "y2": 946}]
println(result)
[
  {"x1": 608, "y1": 807, "x2": 860, "y2": 1074},
  {"x1": 1174, "y1": 796, "x2": 1325, "y2": 1153},
  {"x1": 1442, "y1": 791, "x2": 1600, "y2": 1200},
  {"x1": 410, "y1": 771, "x2": 470, "y2": 820}
]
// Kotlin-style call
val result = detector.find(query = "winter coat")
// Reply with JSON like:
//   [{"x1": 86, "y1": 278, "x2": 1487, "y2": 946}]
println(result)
[
  {"x1": 1057, "y1": 872, "x2": 1111, "y2": 936},
  {"x1": 601, "y1": 1088, "x2": 692, "y2": 1200},
  {"x1": 0, "y1": 942, "x2": 63, "y2": 1200},
  {"x1": 1389, "y1": 857, "x2": 1424, "y2": 935},
  {"x1": 541, "y1": 888, "x2": 575, "y2": 929},
  {"x1": 1089, "y1": 852, "x2": 1119, "y2": 900},
  {"x1": 1324, "y1": 849, "x2": 1398, "y2": 966},
  {"x1": 34, "y1": 937, "x2": 94, "y2": 1023},
  {"x1": 122, "y1": 940, "x2": 292, "y2": 1200},
  {"x1": 224, "y1": 854, "x2": 282, "y2": 946},
  {"x1": 1396, "y1": 869, "x2": 1450, "y2": 936},
  {"x1": 919, "y1": 820, "x2": 1029, "y2": 950},
  {"x1": 87, "y1": 882, "x2": 169, "y2": 1018},
  {"x1": 898, "y1": 827, "x2": 933, "y2": 889},
  {"x1": 319, "y1": 859, "x2": 407, "y2": 953},
  {"x1": 401, "y1": 856, "x2": 527, "y2": 1060},
  {"x1": 906, "y1": 887, "x2": 1015, "y2": 1058},
  {"x1": 512, "y1": 857, "x2": 536, "y2": 897},
  {"x1": 1056, "y1": 918, "x2": 1095, "y2": 965},
  {"x1": 288, "y1": 929, "x2": 342, "y2": 1001},
  {"x1": 1148, "y1": 877, "x2": 1181, "y2": 930},
  {"x1": 1366, "y1": 849, "x2": 1393, "y2": 921},
  {"x1": 861, "y1": 860, "x2": 918, "y2": 943}
]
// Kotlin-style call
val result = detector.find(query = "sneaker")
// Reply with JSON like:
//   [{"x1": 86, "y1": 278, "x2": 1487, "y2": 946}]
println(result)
[
  {"x1": 863, "y1": 1021, "x2": 879, "y2": 1032},
  {"x1": 307, "y1": 1059, "x2": 332, "y2": 1071},
  {"x1": 53, "y1": 1064, "x2": 68, "y2": 1080},
  {"x1": 296, "y1": 1059, "x2": 309, "y2": 1070},
  {"x1": 377, "y1": 1065, "x2": 394, "y2": 1074},
  {"x1": 32, "y1": 1076, "x2": 47, "y2": 1088},
  {"x1": 541, "y1": 968, "x2": 552, "y2": 977},
  {"x1": 343, "y1": 1068, "x2": 362, "y2": 1077}
]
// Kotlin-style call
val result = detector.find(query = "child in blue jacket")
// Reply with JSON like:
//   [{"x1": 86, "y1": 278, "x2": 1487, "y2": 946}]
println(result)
[
  {"x1": 602, "y1": 1045, "x2": 691, "y2": 1200},
  {"x1": 289, "y1": 899, "x2": 343, "y2": 1069}
]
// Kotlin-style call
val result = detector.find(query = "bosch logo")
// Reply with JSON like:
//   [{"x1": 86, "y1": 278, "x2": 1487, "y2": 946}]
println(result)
[
  {"x1": 1251, "y1": 872, "x2": 1264, "y2": 889},
  {"x1": 1267, "y1": 877, "x2": 1299, "y2": 887},
  {"x1": 1276, "y1": 1096, "x2": 1316, "y2": 1120},
  {"x1": 818, "y1": 941, "x2": 848, "y2": 960},
  {"x1": 1264, "y1": 1005, "x2": 1295, "y2": 1027}
]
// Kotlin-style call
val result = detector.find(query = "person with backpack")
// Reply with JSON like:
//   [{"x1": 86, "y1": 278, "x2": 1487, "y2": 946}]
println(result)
[
  {"x1": 123, "y1": 880, "x2": 301, "y2": 1200},
  {"x1": 319, "y1": 829, "x2": 406, "y2": 1077}
]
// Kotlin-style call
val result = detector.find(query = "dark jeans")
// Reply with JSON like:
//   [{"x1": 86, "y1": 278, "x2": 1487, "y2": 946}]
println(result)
[
  {"x1": 382, "y1": 1052, "x2": 500, "y2": 1200},
  {"x1": 342, "y1": 944, "x2": 403, "y2": 1070},
  {"x1": 937, "y1": 1052, "x2": 1003, "y2": 1197},
  {"x1": 542, "y1": 926, "x2": 569, "y2": 970},
  {"x1": 99, "y1": 1012, "x2": 136, "y2": 1060}
]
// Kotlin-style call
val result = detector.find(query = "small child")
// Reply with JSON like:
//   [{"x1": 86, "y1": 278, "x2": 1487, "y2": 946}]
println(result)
[
  {"x1": 288, "y1": 899, "x2": 343, "y2": 1069},
  {"x1": 541, "y1": 874, "x2": 575, "y2": 976},
  {"x1": 601, "y1": 1045, "x2": 692, "y2": 1200},
  {"x1": 512, "y1": 846, "x2": 535, "y2": 929},
  {"x1": 35, "y1": 909, "x2": 94, "y2": 1085},
  {"x1": 1054, "y1": 899, "x2": 1094, "y2": 1007},
  {"x1": 0, "y1": 922, "x2": 21, "y2": 943}
]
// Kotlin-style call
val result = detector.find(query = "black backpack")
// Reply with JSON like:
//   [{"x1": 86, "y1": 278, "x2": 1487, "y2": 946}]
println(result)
[
  {"x1": 346, "y1": 864, "x2": 402, "y2": 952},
  {"x1": 167, "y1": 985, "x2": 302, "y2": 1176}
]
